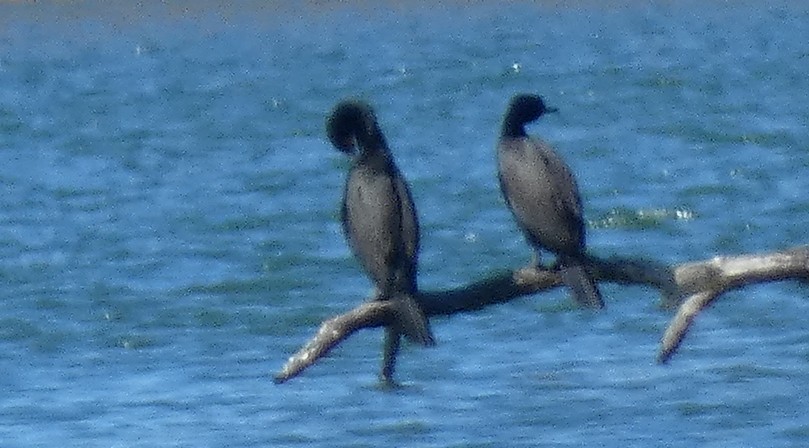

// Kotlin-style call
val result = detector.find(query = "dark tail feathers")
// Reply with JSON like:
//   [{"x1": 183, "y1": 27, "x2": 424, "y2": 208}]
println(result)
[
  {"x1": 391, "y1": 293, "x2": 435, "y2": 346},
  {"x1": 559, "y1": 259, "x2": 604, "y2": 309}
]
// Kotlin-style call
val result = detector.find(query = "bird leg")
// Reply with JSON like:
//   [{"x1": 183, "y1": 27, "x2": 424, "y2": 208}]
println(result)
[
  {"x1": 380, "y1": 327, "x2": 401, "y2": 385},
  {"x1": 532, "y1": 250, "x2": 555, "y2": 270}
]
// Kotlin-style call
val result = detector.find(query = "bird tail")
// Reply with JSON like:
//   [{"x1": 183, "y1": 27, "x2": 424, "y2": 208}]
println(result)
[
  {"x1": 559, "y1": 258, "x2": 604, "y2": 309},
  {"x1": 390, "y1": 293, "x2": 435, "y2": 346}
]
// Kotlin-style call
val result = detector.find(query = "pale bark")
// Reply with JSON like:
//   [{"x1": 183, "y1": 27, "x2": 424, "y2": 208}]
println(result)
[{"x1": 274, "y1": 245, "x2": 809, "y2": 384}]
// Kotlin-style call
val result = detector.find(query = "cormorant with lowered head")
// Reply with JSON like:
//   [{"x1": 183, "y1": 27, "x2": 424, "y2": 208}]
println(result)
[
  {"x1": 326, "y1": 100, "x2": 436, "y2": 356},
  {"x1": 496, "y1": 93, "x2": 604, "y2": 309}
]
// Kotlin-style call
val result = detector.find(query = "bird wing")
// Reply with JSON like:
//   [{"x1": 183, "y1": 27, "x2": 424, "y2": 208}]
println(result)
[
  {"x1": 392, "y1": 166, "x2": 420, "y2": 292},
  {"x1": 533, "y1": 138, "x2": 586, "y2": 249},
  {"x1": 342, "y1": 158, "x2": 418, "y2": 296},
  {"x1": 497, "y1": 137, "x2": 586, "y2": 255}
]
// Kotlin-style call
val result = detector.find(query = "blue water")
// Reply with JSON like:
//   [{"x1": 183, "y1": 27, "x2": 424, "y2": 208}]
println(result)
[{"x1": 2, "y1": 1, "x2": 809, "y2": 446}]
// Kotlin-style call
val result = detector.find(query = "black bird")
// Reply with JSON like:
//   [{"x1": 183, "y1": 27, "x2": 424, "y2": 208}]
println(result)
[
  {"x1": 326, "y1": 99, "x2": 435, "y2": 349},
  {"x1": 496, "y1": 94, "x2": 604, "y2": 309}
]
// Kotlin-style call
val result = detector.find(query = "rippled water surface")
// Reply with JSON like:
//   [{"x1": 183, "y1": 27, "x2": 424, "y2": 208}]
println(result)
[{"x1": 2, "y1": 1, "x2": 809, "y2": 446}]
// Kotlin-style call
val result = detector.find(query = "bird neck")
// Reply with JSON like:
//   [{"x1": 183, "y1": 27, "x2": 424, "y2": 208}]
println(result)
[
  {"x1": 353, "y1": 120, "x2": 387, "y2": 150},
  {"x1": 354, "y1": 122, "x2": 394, "y2": 162},
  {"x1": 501, "y1": 118, "x2": 528, "y2": 139},
  {"x1": 357, "y1": 144, "x2": 395, "y2": 173}
]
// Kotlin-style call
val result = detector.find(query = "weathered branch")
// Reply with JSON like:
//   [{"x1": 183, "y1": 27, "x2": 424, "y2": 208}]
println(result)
[
  {"x1": 274, "y1": 245, "x2": 809, "y2": 383},
  {"x1": 273, "y1": 301, "x2": 392, "y2": 383},
  {"x1": 658, "y1": 245, "x2": 809, "y2": 363},
  {"x1": 658, "y1": 290, "x2": 721, "y2": 364}
]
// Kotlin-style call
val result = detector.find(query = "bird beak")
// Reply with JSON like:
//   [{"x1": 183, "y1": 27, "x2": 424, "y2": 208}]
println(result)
[{"x1": 545, "y1": 106, "x2": 559, "y2": 113}]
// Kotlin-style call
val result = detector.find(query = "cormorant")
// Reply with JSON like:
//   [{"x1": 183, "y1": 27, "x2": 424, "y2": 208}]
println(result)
[
  {"x1": 496, "y1": 94, "x2": 604, "y2": 309},
  {"x1": 326, "y1": 99, "x2": 436, "y2": 347}
]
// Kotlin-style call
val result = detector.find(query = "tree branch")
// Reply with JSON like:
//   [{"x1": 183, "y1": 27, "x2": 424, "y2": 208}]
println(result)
[
  {"x1": 274, "y1": 245, "x2": 809, "y2": 383},
  {"x1": 658, "y1": 290, "x2": 721, "y2": 364},
  {"x1": 658, "y1": 245, "x2": 809, "y2": 363}
]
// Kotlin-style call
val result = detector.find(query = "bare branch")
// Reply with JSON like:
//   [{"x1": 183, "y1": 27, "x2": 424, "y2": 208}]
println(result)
[
  {"x1": 275, "y1": 245, "x2": 809, "y2": 383},
  {"x1": 274, "y1": 301, "x2": 393, "y2": 384},
  {"x1": 657, "y1": 290, "x2": 721, "y2": 364},
  {"x1": 673, "y1": 246, "x2": 809, "y2": 295},
  {"x1": 420, "y1": 267, "x2": 562, "y2": 316},
  {"x1": 657, "y1": 245, "x2": 809, "y2": 362}
]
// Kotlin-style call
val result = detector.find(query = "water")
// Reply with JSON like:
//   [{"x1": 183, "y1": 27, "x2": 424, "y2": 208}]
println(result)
[{"x1": 2, "y1": 1, "x2": 809, "y2": 446}]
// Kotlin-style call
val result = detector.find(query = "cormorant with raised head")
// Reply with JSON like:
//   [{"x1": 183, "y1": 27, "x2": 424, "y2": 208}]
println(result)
[
  {"x1": 496, "y1": 93, "x2": 604, "y2": 309},
  {"x1": 326, "y1": 99, "x2": 436, "y2": 351}
]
